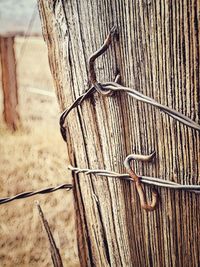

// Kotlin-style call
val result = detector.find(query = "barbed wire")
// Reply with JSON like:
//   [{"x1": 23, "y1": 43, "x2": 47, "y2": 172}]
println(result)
[
  {"x1": 69, "y1": 165, "x2": 200, "y2": 194},
  {"x1": 0, "y1": 183, "x2": 72, "y2": 205}
]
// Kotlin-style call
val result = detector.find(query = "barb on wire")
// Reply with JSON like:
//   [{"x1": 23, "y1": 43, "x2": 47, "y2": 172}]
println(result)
[
  {"x1": 68, "y1": 165, "x2": 200, "y2": 194},
  {"x1": 0, "y1": 183, "x2": 73, "y2": 205}
]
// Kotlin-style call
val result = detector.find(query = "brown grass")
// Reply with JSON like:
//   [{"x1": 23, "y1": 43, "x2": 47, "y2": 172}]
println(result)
[{"x1": 0, "y1": 37, "x2": 79, "y2": 267}]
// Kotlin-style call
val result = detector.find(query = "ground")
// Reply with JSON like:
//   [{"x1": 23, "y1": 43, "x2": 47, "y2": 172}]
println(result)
[{"x1": 0, "y1": 37, "x2": 79, "y2": 267}]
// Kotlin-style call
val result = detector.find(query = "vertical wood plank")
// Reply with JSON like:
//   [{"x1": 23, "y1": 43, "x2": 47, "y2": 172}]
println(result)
[{"x1": 38, "y1": 1, "x2": 200, "y2": 266}]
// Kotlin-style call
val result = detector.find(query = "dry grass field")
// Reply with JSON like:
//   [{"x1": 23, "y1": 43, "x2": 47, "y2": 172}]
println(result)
[{"x1": 0, "y1": 37, "x2": 79, "y2": 267}]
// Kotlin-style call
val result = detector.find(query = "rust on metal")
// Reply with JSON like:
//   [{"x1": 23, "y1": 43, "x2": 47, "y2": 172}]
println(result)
[
  {"x1": 88, "y1": 25, "x2": 118, "y2": 95},
  {"x1": 124, "y1": 151, "x2": 158, "y2": 212}
]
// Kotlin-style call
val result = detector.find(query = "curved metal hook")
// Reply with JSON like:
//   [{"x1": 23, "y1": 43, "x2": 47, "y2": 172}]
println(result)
[
  {"x1": 124, "y1": 151, "x2": 158, "y2": 212},
  {"x1": 60, "y1": 27, "x2": 119, "y2": 142},
  {"x1": 89, "y1": 25, "x2": 118, "y2": 95}
]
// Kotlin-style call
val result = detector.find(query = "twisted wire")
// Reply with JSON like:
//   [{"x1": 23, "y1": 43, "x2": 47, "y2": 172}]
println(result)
[
  {"x1": 60, "y1": 81, "x2": 200, "y2": 141},
  {"x1": 58, "y1": 27, "x2": 200, "y2": 211},
  {"x1": 103, "y1": 82, "x2": 200, "y2": 131},
  {"x1": 1, "y1": 163, "x2": 199, "y2": 206},
  {"x1": 69, "y1": 165, "x2": 200, "y2": 194},
  {"x1": 0, "y1": 183, "x2": 73, "y2": 205}
]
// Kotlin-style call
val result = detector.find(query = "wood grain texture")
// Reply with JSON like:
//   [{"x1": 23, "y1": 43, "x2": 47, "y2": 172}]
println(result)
[{"x1": 38, "y1": 0, "x2": 200, "y2": 266}]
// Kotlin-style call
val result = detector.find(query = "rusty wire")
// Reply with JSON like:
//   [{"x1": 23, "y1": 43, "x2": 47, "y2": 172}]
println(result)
[
  {"x1": 124, "y1": 151, "x2": 158, "y2": 211},
  {"x1": 0, "y1": 183, "x2": 72, "y2": 205}
]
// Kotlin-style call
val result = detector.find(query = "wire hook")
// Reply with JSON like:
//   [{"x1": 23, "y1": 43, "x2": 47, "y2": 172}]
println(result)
[
  {"x1": 88, "y1": 25, "x2": 118, "y2": 95},
  {"x1": 124, "y1": 151, "x2": 158, "y2": 211}
]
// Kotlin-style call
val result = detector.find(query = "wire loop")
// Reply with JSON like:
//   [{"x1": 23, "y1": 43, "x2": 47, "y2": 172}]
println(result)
[
  {"x1": 60, "y1": 26, "x2": 200, "y2": 141},
  {"x1": 59, "y1": 27, "x2": 200, "y2": 212}
]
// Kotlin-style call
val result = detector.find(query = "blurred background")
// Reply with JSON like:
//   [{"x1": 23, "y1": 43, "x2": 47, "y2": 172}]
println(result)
[{"x1": 0, "y1": 1, "x2": 79, "y2": 266}]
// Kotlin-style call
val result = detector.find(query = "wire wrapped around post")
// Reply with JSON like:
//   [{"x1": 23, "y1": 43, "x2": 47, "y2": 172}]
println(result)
[
  {"x1": 58, "y1": 27, "x2": 200, "y2": 212},
  {"x1": 60, "y1": 27, "x2": 200, "y2": 142},
  {"x1": 69, "y1": 163, "x2": 200, "y2": 194}
]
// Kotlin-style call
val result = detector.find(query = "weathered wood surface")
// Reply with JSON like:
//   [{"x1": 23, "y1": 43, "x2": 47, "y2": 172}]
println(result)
[
  {"x1": 38, "y1": 1, "x2": 200, "y2": 266},
  {"x1": 0, "y1": 36, "x2": 19, "y2": 130}
]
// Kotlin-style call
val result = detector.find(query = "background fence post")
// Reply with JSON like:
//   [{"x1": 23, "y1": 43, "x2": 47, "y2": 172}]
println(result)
[{"x1": 0, "y1": 36, "x2": 19, "y2": 130}]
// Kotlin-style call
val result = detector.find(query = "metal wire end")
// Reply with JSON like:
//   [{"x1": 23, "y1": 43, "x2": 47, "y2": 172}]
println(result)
[
  {"x1": 124, "y1": 151, "x2": 158, "y2": 212},
  {"x1": 89, "y1": 26, "x2": 118, "y2": 96}
]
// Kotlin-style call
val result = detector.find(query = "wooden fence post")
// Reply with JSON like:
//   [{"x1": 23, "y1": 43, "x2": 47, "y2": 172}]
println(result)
[
  {"x1": 38, "y1": 1, "x2": 200, "y2": 266},
  {"x1": 0, "y1": 36, "x2": 19, "y2": 130}
]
